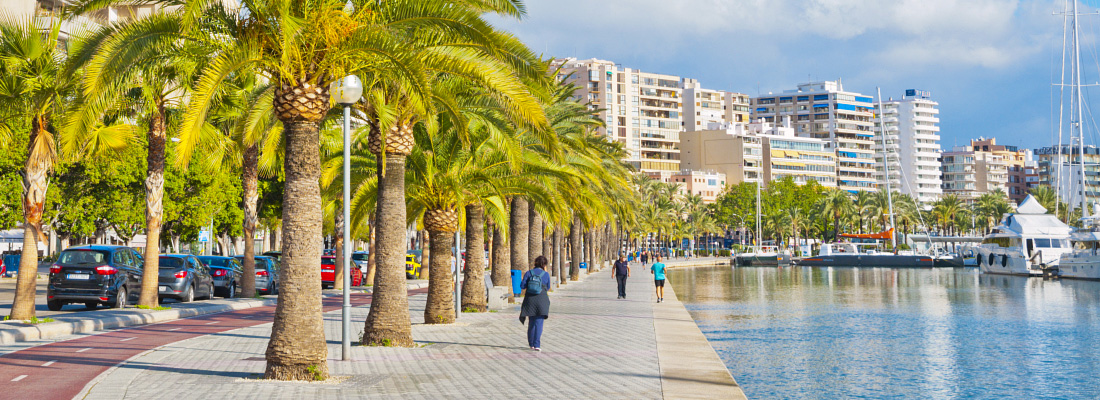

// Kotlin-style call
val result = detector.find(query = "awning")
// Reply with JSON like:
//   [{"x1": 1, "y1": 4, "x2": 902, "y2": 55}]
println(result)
[
  {"x1": 771, "y1": 150, "x2": 786, "y2": 157},
  {"x1": 839, "y1": 228, "x2": 894, "y2": 240}
]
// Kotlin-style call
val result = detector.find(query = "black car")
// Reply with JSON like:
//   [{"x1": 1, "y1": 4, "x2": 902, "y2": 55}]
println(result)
[
  {"x1": 47, "y1": 245, "x2": 143, "y2": 311},
  {"x1": 158, "y1": 255, "x2": 215, "y2": 303},
  {"x1": 196, "y1": 256, "x2": 242, "y2": 298}
]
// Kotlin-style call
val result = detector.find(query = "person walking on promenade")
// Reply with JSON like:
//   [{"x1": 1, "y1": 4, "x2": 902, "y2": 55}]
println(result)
[
  {"x1": 520, "y1": 256, "x2": 552, "y2": 351},
  {"x1": 613, "y1": 254, "x2": 630, "y2": 299},
  {"x1": 651, "y1": 255, "x2": 667, "y2": 303},
  {"x1": 641, "y1": 250, "x2": 648, "y2": 267}
]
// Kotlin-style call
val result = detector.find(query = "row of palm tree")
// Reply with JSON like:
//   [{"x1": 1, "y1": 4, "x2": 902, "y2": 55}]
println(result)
[
  {"x1": 1, "y1": 0, "x2": 639, "y2": 382},
  {"x1": 628, "y1": 177, "x2": 721, "y2": 255}
]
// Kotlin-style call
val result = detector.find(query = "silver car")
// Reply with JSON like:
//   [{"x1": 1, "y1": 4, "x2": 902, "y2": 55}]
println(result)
[{"x1": 234, "y1": 255, "x2": 280, "y2": 295}]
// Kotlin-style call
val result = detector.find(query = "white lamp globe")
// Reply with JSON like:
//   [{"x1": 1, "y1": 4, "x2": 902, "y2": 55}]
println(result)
[{"x1": 331, "y1": 75, "x2": 363, "y2": 106}]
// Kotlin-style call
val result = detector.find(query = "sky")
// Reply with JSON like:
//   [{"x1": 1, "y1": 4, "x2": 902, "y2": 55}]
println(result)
[{"x1": 490, "y1": 0, "x2": 1100, "y2": 151}]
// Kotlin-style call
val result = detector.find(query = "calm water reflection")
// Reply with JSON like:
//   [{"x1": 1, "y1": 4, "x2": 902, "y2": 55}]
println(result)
[{"x1": 668, "y1": 266, "x2": 1100, "y2": 400}]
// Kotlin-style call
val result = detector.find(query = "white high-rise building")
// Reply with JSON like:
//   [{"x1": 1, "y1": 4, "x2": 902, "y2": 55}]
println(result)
[
  {"x1": 551, "y1": 58, "x2": 684, "y2": 181},
  {"x1": 752, "y1": 81, "x2": 878, "y2": 193},
  {"x1": 682, "y1": 81, "x2": 751, "y2": 132},
  {"x1": 875, "y1": 89, "x2": 944, "y2": 203}
]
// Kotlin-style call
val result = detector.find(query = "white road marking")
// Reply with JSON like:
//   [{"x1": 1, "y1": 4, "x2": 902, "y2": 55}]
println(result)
[
  {"x1": 204, "y1": 321, "x2": 219, "y2": 325},
  {"x1": 75, "y1": 348, "x2": 92, "y2": 353},
  {"x1": 167, "y1": 328, "x2": 182, "y2": 331},
  {"x1": 119, "y1": 337, "x2": 137, "y2": 342},
  {"x1": 41, "y1": 361, "x2": 56, "y2": 367},
  {"x1": 11, "y1": 375, "x2": 26, "y2": 382}
]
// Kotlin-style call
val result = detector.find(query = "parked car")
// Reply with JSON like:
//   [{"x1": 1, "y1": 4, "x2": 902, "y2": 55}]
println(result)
[
  {"x1": 351, "y1": 251, "x2": 369, "y2": 268},
  {"x1": 320, "y1": 256, "x2": 364, "y2": 288},
  {"x1": 406, "y1": 254, "x2": 423, "y2": 279},
  {"x1": 196, "y1": 256, "x2": 242, "y2": 298},
  {"x1": 46, "y1": 245, "x2": 143, "y2": 310},
  {"x1": 158, "y1": 255, "x2": 215, "y2": 303},
  {"x1": 235, "y1": 255, "x2": 280, "y2": 295},
  {"x1": 262, "y1": 251, "x2": 282, "y2": 265}
]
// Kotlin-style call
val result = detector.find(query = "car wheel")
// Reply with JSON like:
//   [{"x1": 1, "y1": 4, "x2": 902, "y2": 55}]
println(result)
[
  {"x1": 227, "y1": 283, "x2": 236, "y2": 298},
  {"x1": 85, "y1": 302, "x2": 98, "y2": 310},
  {"x1": 112, "y1": 288, "x2": 127, "y2": 309},
  {"x1": 182, "y1": 285, "x2": 194, "y2": 303},
  {"x1": 47, "y1": 300, "x2": 63, "y2": 311}
]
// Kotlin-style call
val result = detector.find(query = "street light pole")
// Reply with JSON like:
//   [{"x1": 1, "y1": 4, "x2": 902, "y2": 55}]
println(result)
[{"x1": 332, "y1": 75, "x2": 363, "y2": 362}]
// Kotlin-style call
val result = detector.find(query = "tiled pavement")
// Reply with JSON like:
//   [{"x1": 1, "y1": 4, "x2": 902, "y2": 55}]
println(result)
[{"x1": 79, "y1": 262, "x2": 734, "y2": 399}]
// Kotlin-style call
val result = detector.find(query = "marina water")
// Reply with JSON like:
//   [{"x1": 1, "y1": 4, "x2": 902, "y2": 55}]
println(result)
[{"x1": 669, "y1": 266, "x2": 1100, "y2": 399}]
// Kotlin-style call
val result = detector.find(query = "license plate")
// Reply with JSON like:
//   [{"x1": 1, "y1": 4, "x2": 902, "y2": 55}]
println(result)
[
  {"x1": 66, "y1": 274, "x2": 90, "y2": 280},
  {"x1": 322, "y1": 269, "x2": 334, "y2": 273},
  {"x1": 160, "y1": 286, "x2": 170, "y2": 291}
]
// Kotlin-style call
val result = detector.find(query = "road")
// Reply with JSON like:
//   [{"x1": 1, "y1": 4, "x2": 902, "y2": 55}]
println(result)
[{"x1": 0, "y1": 288, "x2": 426, "y2": 400}]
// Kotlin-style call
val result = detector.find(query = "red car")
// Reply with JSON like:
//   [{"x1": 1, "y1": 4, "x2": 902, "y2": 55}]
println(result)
[{"x1": 321, "y1": 256, "x2": 362, "y2": 289}]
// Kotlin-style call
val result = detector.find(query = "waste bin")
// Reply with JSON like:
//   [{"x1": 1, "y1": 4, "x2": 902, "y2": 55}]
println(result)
[
  {"x1": 2, "y1": 255, "x2": 19, "y2": 277},
  {"x1": 580, "y1": 262, "x2": 587, "y2": 269},
  {"x1": 510, "y1": 269, "x2": 523, "y2": 296}
]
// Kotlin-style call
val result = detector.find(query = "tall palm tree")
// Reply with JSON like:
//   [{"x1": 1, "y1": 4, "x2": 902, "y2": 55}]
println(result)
[
  {"x1": 789, "y1": 208, "x2": 809, "y2": 256},
  {"x1": 0, "y1": 14, "x2": 91, "y2": 320},
  {"x1": 817, "y1": 189, "x2": 854, "y2": 241},
  {"x1": 931, "y1": 194, "x2": 965, "y2": 235}
]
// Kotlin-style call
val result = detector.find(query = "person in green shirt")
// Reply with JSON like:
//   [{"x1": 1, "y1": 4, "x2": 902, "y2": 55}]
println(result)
[{"x1": 650, "y1": 255, "x2": 667, "y2": 303}]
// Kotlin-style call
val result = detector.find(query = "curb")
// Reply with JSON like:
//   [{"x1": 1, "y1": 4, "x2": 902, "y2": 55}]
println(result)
[
  {"x1": 0, "y1": 298, "x2": 277, "y2": 345},
  {"x1": 1, "y1": 282, "x2": 431, "y2": 346}
]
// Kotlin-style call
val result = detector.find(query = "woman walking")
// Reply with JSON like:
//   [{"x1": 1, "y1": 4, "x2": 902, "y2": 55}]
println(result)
[{"x1": 520, "y1": 256, "x2": 552, "y2": 351}]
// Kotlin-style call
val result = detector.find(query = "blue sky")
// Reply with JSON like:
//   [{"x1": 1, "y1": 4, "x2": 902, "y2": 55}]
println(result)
[{"x1": 491, "y1": 0, "x2": 1100, "y2": 151}]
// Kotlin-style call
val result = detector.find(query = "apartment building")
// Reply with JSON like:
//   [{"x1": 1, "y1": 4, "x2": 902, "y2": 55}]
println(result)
[
  {"x1": 679, "y1": 123, "x2": 763, "y2": 186},
  {"x1": 670, "y1": 170, "x2": 727, "y2": 203},
  {"x1": 940, "y1": 142, "x2": 1010, "y2": 203},
  {"x1": 1035, "y1": 144, "x2": 1100, "y2": 209},
  {"x1": 680, "y1": 119, "x2": 835, "y2": 188},
  {"x1": 875, "y1": 89, "x2": 944, "y2": 204},
  {"x1": 552, "y1": 58, "x2": 684, "y2": 181},
  {"x1": 682, "y1": 81, "x2": 751, "y2": 132},
  {"x1": 752, "y1": 81, "x2": 877, "y2": 193},
  {"x1": 966, "y1": 138, "x2": 1029, "y2": 202}
]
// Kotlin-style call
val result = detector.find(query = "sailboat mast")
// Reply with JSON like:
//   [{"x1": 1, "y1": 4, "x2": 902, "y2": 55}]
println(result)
[
  {"x1": 877, "y1": 88, "x2": 898, "y2": 249},
  {"x1": 756, "y1": 179, "x2": 762, "y2": 252},
  {"x1": 1056, "y1": 0, "x2": 1070, "y2": 218},
  {"x1": 1072, "y1": 0, "x2": 1089, "y2": 216}
]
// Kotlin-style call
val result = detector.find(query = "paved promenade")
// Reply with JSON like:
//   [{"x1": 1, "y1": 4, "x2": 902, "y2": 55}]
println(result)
[{"x1": 4, "y1": 260, "x2": 743, "y2": 399}]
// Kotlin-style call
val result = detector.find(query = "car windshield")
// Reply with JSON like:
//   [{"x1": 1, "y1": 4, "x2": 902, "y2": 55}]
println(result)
[
  {"x1": 199, "y1": 257, "x2": 228, "y2": 267},
  {"x1": 238, "y1": 257, "x2": 270, "y2": 270},
  {"x1": 58, "y1": 250, "x2": 109, "y2": 265},
  {"x1": 159, "y1": 258, "x2": 184, "y2": 269},
  {"x1": 352, "y1": 254, "x2": 368, "y2": 261}
]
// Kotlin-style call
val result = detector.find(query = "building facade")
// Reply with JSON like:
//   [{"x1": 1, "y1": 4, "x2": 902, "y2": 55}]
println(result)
[
  {"x1": 682, "y1": 81, "x2": 750, "y2": 132},
  {"x1": 875, "y1": 89, "x2": 944, "y2": 203},
  {"x1": 680, "y1": 119, "x2": 835, "y2": 189},
  {"x1": 552, "y1": 58, "x2": 684, "y2": 181},
  {"x1": 1035, "y1": 144, "x2": 1100, "y2": 210},
  {"x1": 940, "y1": 142, "x2": 1010, "y2": 203},
  {"x1": 670, "y1": 170, "x2": 727, "y2": 203},
  {"x1": 752, "y1": 81, "x2": 877, "y2": 193}
]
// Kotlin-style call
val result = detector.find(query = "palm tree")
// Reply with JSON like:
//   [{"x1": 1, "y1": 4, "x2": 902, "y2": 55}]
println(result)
[
  {"x1": 1029, "y1": 185, "x2": 1058, "y2": 214},
  {"x1": 789, "y1": 208, "x2": 809, "y2": 256},
  {"x1": 854, "y1": 190, "x2": 874, "y2": 233},
  {"x1": 817, "y1": 189, "x2": 854, "y2": 241},
  {"x1": 0, "y1": 14, "x2": 90, "y2": 320},
  {"x1": 65, "y1": 10, "x2": 204, "y2": 307},
  {"x1": 931, "y1": 194, "x2": 965, "y2": 235}
]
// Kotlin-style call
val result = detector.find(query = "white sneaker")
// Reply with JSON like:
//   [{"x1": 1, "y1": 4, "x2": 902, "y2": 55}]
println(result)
[{"x1": 534, "y1": 347, "x2": 541, "y2": 352}]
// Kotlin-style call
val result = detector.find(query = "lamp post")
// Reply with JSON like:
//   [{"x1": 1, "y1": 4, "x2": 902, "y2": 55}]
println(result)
[
  {"x1": 730, "y1": 214, "x2": 745, "y2": 252},
  {"x1": 331, "y1": 75, "x2": 363, "y2": 361}
]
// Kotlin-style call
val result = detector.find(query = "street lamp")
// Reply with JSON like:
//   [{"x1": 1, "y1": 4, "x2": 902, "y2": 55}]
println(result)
[
  {"x1": 331, "y1": 75, "x2": 362, "y2": 361},
  {"x1": 730, "y1": 214, "x2": 745, "y2": 251}
]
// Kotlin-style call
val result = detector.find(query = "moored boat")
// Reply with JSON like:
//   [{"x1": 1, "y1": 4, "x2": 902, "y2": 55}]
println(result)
[
  {"x1": 795, "y1": 242, "x2": 934, "y2": 267},
  {"x1": 977, "y1": 195, "x2": 1072, "y2": 277}
]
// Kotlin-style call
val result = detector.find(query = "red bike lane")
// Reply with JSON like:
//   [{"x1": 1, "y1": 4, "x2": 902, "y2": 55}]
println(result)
[{"x1": 0, "y1": 288, "x2": 427, "y2": 400}]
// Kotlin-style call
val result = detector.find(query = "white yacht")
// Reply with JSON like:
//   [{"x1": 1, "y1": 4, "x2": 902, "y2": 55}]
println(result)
[
  {"x1": 978, "y1": 195, "x2": 1073, "y2": 276},
  {"x1": 1059, "y1": 205, "x2": 1100, "y2": 280}
]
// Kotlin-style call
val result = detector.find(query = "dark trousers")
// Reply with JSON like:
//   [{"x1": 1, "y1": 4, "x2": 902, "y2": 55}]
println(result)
[
  {"x1": 527, "y1": 316, "x2": 546, "y2": 348},
  {"x1": 616, "y1": 275, "x2": 628, "y2": 298}
]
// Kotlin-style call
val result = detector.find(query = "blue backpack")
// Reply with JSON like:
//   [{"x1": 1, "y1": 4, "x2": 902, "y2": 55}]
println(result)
[{"x1": 526, "y1": 269, "x2": 545, "y2": 295}]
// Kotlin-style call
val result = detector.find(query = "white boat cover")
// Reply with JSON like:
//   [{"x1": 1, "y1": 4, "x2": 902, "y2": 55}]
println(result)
[
  {"x1": 1001, "y1": 214, "x2": 1073, "y2": 236},
  {"x1": 1016, "y1": 194, "x2": 1047, "y2": 214}
]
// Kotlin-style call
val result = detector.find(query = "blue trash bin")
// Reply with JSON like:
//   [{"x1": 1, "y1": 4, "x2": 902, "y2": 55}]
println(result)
[
  {"x1": 580, "y1": 262, "x2": 587, "y2": 269},
  {"x1": 511, "y1": 269, "x2": 523, "y2": 296}
]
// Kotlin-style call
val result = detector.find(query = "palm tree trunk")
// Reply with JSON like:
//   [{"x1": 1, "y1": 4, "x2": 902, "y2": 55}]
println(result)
[
  {"x1": 365, "y1": 226, "x2": 376, "y2": 287},
  {"x1": 333, "y1": 204, "x2": 345, "y2": 291},
  {"x1": 510, "y1": 198, "x2": 529, "y2": 272},
  {"x1": 424, "y1": 224, "x2": 455, "y2": 324},
  {"x1": 529, "y1": 207, "x2": 542, "y2": 262},
  {"x1": 569, "y1": 216, "x2": 581, "y2": 281},
  {"x1": 553, "y1": 228, "x2": 564, "y2": 285},
  {"x1": 363, "y1": 120, "x2": 415, "y2": 346},
  {"x1": 585, "y1": 229, "x2": 594, "y2": 274},
  {"x1": 491, "y1": 223, "x2": 511, "y2": 300},
  {"x1": 264, "y1": 108, "x2": 329, "y2": 380},
  {"x1": 9, "y1": 118, "x2": 52, "y2": 320},
  {"x1": 461, "y1": 204, "x2": 486, "y2": 312},
  {"x1": 137, "y1": 106, "x2": 167, "y2": 308},
  {"x1": 240, "y1": 145, "x2": 259, "y2": 296},
  {"x1": 541, "y1": 223, "x2": 551, "y2": 277}
]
